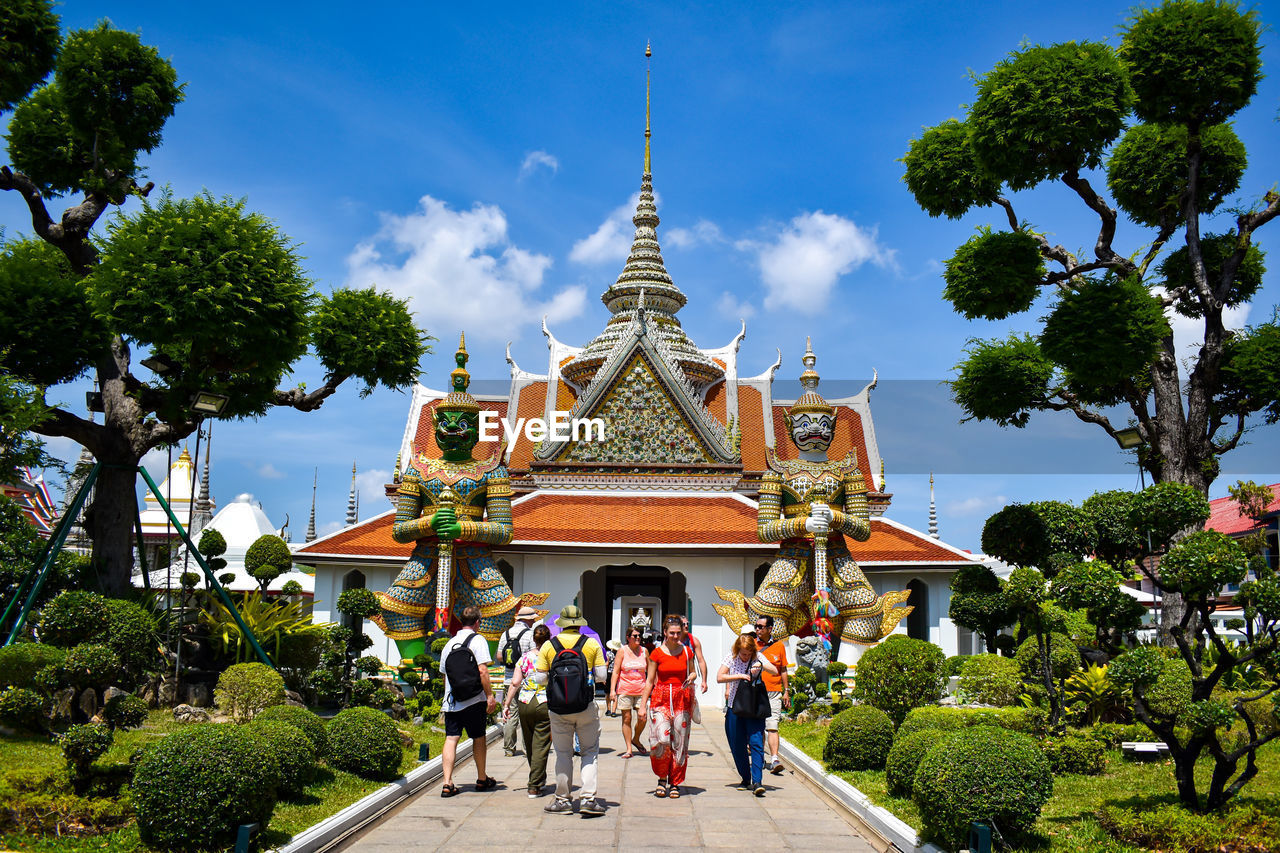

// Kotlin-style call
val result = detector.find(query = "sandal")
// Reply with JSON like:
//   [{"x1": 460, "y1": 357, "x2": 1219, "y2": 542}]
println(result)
[
  {"x1": 620, "y1": 751, "x2": 633, "y2": 759},
  {"x1": 440, "y1": 783, "x2": 460, "y2": 798},
  {"x1": 632, "y1": 742, "x2": 647, "y2": 755},
  {"x1": 668, "y1": 785, "x2": 681, "y2": 799},
  {"x1": 654, "y1": 780, "x2": 669, "y2": 798},
  {"x1": 475, "y1": 776, "x2": 498, "y2": 791}
]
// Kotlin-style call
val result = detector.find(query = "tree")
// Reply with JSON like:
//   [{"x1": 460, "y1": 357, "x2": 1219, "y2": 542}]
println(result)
[
  {"x1": 1227, "y1": 479, "x2": 1276, "y2": 559},
  {"x1": 0, "y1": 4, "x2": 429, "y2": 595},
  {"x1": 244, "y1": 534, "x2": 291, "y2": 594},
  {"x1": 947, "y1": 564, "x2": 1015, "y2": 653},
  {"x1": 903, "y1": 0, "x2": 1278, "y2": 637}
]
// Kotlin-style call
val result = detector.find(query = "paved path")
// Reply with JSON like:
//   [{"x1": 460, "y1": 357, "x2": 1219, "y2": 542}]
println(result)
[{"x1": 338, "y1": 705, "x2": 879, "y2": 852}]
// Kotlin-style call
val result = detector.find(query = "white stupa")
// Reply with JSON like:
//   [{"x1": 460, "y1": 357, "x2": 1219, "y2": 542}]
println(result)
[{"x1": 141, "y1": 493, "x2": 313, "y2": 595}]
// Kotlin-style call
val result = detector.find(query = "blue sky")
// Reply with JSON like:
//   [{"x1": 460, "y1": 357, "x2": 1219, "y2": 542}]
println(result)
[{"x1": 10, "y1": 1, "x2": 1280, "y2": 552}]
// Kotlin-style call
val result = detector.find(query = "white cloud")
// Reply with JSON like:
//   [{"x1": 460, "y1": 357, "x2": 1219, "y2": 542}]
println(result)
[
  {"x1": 666, "y1": 219, "x2": 724, "y2": 249},
  {"x1": 346, "y1": 196, "x2": 586, "y2": 342},
  {"x1": 569, "y1": 193, "x2": 642, "y2": 265},
  {"x1": 519, "y1": 150, "x2": 559, "y2": 180},
  {"x1": 318, "y1": 520, "x2": 343, "y2": 538},
  {"x1": 255, "y1": 463, "x2": 286, "y2": 480},
  {"x1": 716, "y1": 291, "x2": 756, "y2": 321},
  {"x1": 738, "y1": 211, "x2": 896, "y2": 314},
  {"x1": 947, "y1": 494, "x2": 1008, "y2": 517},
  {"x1": 355, "y1": 468, "x2": 392, "y2": 515}
]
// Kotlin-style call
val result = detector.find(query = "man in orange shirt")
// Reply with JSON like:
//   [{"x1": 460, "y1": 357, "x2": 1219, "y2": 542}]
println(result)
[{"x1": 754, "y1": 615, "x2": 790, "y2": 774}]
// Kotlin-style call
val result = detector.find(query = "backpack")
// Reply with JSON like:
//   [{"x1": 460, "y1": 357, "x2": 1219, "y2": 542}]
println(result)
[
  {"x1": 546, "y1": 636, "x2": 594, "y2": 714},
  {"x1": 502, "y1": 626, "x2": 530, "y2": 669},
  {"x1": 731, "y1": 668, "x2": 770, "y2": 719},
  {"x1": 443, "y1": 633, "x2": 483, "y2": 705}
]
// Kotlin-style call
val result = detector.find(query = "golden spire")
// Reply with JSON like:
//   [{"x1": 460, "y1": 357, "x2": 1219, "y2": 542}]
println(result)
[{"x1": 644, "y1": 41, "x2": 652, "y2": 174}]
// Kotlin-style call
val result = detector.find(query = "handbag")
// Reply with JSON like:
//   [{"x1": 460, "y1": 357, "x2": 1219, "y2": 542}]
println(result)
[{"x1": 731, "y1": 670, "x2": 770, "y2": 719}]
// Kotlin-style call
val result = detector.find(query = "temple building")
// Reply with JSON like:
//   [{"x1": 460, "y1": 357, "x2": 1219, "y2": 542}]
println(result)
[{"x1": 297, "y1": 86, "x2": 984, "y2": 663}]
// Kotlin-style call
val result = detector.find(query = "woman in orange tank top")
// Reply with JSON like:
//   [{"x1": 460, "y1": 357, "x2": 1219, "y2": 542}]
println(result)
[{"x1": 638, "y1": 615, "x2": 696, "y2": 798}]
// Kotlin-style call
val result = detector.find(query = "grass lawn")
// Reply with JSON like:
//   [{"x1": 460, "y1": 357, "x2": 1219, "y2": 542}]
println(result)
[
  {"x1": 780, "y1": 719, "x2": 1280, "y2": 852},
  {"x1": 0, "y1": 710, "x2": 450, "y2": 852}
]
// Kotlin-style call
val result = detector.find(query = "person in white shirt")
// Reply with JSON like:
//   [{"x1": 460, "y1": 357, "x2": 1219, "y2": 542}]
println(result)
[{"x1": 438, "y1": 605, "x2": 497, "y2": 797}]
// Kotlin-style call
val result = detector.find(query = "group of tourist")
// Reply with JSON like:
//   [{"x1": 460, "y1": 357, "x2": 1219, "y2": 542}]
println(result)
[{"x1": 436, "y1": 604, "x2": 792, "y2": 816}]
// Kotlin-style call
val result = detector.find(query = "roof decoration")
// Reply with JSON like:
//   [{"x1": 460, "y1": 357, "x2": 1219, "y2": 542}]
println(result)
[
  {"x1": 788, "y1": 337, "x2": 835, "y2": 419},
  {"x1": 440, "y1": 333, "x2": 481, "y2": 414}
]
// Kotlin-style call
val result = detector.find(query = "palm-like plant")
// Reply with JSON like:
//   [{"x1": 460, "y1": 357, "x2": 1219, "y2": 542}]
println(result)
[
  {"x1": 199, "y1": 592, "x2": 331, "y2": 664},
  {"x1": 1064, "y1": 663, "x2": 1126, "y2": 725}
]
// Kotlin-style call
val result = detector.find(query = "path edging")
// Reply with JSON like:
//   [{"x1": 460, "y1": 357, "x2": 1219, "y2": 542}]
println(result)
[
  {"x1": 271, "y1": 725, "x2": 501, "y2": 853},
  {"x1": 779, "y1": 737, "x2": 945, "y2": 853}
]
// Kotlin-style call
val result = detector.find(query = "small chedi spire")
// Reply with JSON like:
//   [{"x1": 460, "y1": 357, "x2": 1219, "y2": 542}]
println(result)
[
  {"x1": 346, "y1": 461, "x2": 357, "y2": 526},
  {"x1": 306, "y1": 468, "x2": 317, "y2": 542},
  {"x1": 928, "y1": 472, "x2": 938, "y2": 539},
  {"x1": 789, "y1": 337, "x2": 835, "y2": 418},
  {"x1": 560, "y1": 41, "x2": 723, "y2": 391}
]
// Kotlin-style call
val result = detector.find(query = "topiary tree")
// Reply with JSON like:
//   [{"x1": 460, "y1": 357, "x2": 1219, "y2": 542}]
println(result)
[
  {"x1": 244, "y1": 717, "x2": 317, "y2": 799},
  {"x1": 903, "y1": 0, "x2": 1279, "y2": 643},
  {"x1": 1051, "y1": 560, "x2": 1146, "y2": 654},
  {"x1": 133, "y1": 724, "x2": 279, "y2": 850},
  {"x1": 822, "y1": 705, "x2": 894, "y2": 771},
  {"x1": 245, "y1": 534, "x2": 292, "y2": 593},
  {"x1": 325, "y1": 706, "x2": 403, "y2": 780},
  {"x1": 0, "y1": 4, "x2": 430, "y2": 597},
  {"x1": 850, "y1": 635, "x2": 946, "y2": 727},
  {"x1": 0, "y1": 685, "x2": 48, "y2": 731},
  {"x1": 947, "y1": 565, "x2": 1015, "y2": 653},
  {"x1": 103, "y1": 691, "x2": 148, "y2": 731},
  {"x1": 214, "y1": 662, "x2": 285, "y2": 723},
  {"x1": 885, "y1": 729, "x2": 952, "y2": 796},
  {"x1": 912, "y1": 726, "x2": 1053, "y2": 848},
  {"x1": 57, "y1": 642, "x2": 120, "y2": 693},
  {"x1": 59, "y1": 722, "x2": 113, "y2": 791},
  {"x1": 958, "y1": 654, "x2": 1023, "y2": 706}
]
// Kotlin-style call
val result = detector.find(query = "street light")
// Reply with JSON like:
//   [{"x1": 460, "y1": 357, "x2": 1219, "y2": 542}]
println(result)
[
  {"x1": 1115, "y1": 427, "x2": 1143, "y2": 449},
  {"x1": 190, "y1": 392, "x2": 230, "y2": 415}
]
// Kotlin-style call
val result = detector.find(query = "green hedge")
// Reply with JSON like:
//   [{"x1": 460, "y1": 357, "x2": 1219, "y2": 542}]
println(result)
[
  {"x1": 913, "y1": 726, "x2": 1053, "y2": 848},
  {"x1": 1041, "y1": 732, "x2": 1106, "y2": 775},
  {"x1": 823, "y1": 705, "x2": 894, "y2": 771},
  {"x1": 0, "y1": 642, "x2": 65, "y2": 689},
  {"x1": 885, "y1": 729, "x2": 952, "y2": 796},
  {"x1": 255, "y1": 704, "x2": 329, "y2": 758},
  {"x1": 133, "y1": 724, "x2": 279, "y2": 850},
  {"x1": 897, "y1": 704, "x2": 1047, "y2": 738},
  {"x1": 326, "y1": 706, "x2": 403, "y2": 780},
  {"x1": 245, "y1": 718, "x2": 317, "y2": 798},
  {"x1": 957, "y1": 653, "x2": 1022, "y2": 706}
]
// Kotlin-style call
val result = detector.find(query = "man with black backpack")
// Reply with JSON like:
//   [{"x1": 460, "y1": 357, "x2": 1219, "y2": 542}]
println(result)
[
  {"x1": 533, "y1": 605, "x2": 609, "y2": 816},
  {"x1": 438, "y1": 606, "x2": 498, "y2": 798},
  {"x1": 497, "y1": 605, "x2": 540, "y2": 756}
]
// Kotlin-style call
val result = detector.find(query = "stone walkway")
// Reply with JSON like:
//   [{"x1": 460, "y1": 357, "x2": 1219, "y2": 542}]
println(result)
[{"x1": 338, "y1": 705, "x2": 879, "y2": 852}]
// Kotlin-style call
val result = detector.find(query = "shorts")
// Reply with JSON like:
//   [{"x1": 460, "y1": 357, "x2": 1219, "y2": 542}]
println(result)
[
  {"x1": 765, "y1": 692, "x2": 783, "y2": 731},
  {"x1": 444, "y1": 701, "x2": 487, "y2": 739},
  {"x1": 615, "y1": 693, "x2": 642, "y2": 712}
]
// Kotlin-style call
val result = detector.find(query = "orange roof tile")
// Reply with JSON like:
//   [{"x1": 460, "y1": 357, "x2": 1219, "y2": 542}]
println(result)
[
  {"x1": 705, "y1": 380, "x2": 726, "y2": 422},
  {"x1": 296, "y1": 510, "x2": 409, "y2": 558},
  {"x1": 737, "y1": 385, "x2": 768, "y2": 471},
  {"x1": 1207, "y1": 483, "x2": 1280, "y2": 536},
  {"x1": 506, "y1": 381, "x2": 548, "y2": 472}
]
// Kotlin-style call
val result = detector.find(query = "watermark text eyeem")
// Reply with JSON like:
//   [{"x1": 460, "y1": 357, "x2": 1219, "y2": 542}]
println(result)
[{"x1": 478, "y1": 411, "x2": 607, "y2": 443}]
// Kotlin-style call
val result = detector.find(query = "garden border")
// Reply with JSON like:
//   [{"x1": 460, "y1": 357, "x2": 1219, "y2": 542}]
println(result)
[
  {"x1": 271, "y1": 724, "x2": 501, "y2": 853},
  {"x1": 779, "y1": 736, "x2": 944, "y2": 853}
]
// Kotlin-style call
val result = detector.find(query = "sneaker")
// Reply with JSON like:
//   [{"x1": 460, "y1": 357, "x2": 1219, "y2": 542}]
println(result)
[
  {"x1": 736, "y1": 779, "x2": 752, "y2": 791},
  {"x1": 527, "y1": 787, "x2": 541, "y2": 798},
  {"x1": 770, "y1": 759, "x2": 784, "y2": 775},
  {"x1": 579, "y1": 797, "x2": 607, "y2": 816},
  {"x1": 544, "y1": 797, "x2": 573, "y2": 815},
  {"x1": 504, "y1": 749, "x2": 517, "y2": 757},
  {"x1": 754, "y1": 785, "x2": 766, "y2": 797}
]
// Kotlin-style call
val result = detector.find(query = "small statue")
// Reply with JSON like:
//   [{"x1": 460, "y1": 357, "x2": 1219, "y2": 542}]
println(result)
[
  {"x1": 372, "y1": 335, "x2": 547, "y2": 663},
  {"x1": 794, "y1": 635, "x2": 830, "y2": 686},
  {"x1": 715, "y1": 338, "x2": 912, "y2": 655}
]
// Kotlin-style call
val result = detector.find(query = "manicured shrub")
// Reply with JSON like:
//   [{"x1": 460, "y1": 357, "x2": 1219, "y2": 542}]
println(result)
[
  {"x1": 1145, "y1": 656, "x2": 1193, "y2": 720},
  {"x1": 103, "y1": 692, "x2": 148, "y2": 731},
  {"x1": 215, "y1": 662, "x2": 286, "y2": 722},
  {"x1": 245, "y1": 534, "x2": 292, "y2": 589},
  {"x1": 57, "y1": 643, "x2": 120, "y2": 692},
  {"x1": 255, "y1": 704, "x2": 329, "y2": 758},
  {"x1": 1087, "y1": 722, "x2": 1152, "y2": 747},
  {"x1": 1041, "y1": 732, "x2": 1106, "y2": 775},
  {"x1": 0, "y1": 686, "x2": 48, "y2": 731},
  {"x1": 0, "y1": 643, "x2": 65, "y2": 689},
  {"x1": 850, "y1": 636, "x2": 946, "y2": 727},
  {"x1": 133, "y1": 724, "x2": 279, "y2": 850},
  {"x1": 60, "y1": 723, "x2": 114, "y2": 782},
  {"x1": 36, "y1": 590, "x2": 111, "y2": 647},
  {"x1": 354, "y1": 655, "x2": 383, "y2": 675},
  {"x1": 326, "y1": 706, "x2": 403, "y2": 780},
  {"x1": 823, "y1": 705, "x2": 895, "y2": 771},
  {"x1": 337, "y1": 587, "x2": 380, "y2": 619},
  {"x1": 102, "y1": 598, "x2": 160, "y2": 679},
  {"x1": 886, "y1": 729, "x2": 952, "y2": 796},
  {"x1": 281, "y1": 579, "x2": 303, "y2": 596},
  {"x1": 958, "y1": 653, "x2": 1023, "y2": 706},
  {"x1": 913, "y1": 726, "x2": 1053, "y2": 848},
  {"x1": 245, "y1": 717, "x2": 317, "y2": 798},
  {"x1": 897, "y1": 705, "x2": 1046, "y2": 738},
  {"x1": 943, "y1": 655, "x2": 971, "y2": 678},
  {"x1": 1015, "y1": 632, "x2": 1082, "y2": 681}
]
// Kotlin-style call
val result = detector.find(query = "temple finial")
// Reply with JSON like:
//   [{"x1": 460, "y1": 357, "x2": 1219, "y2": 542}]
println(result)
[
  {"x1": 346, "y1": 462, "x2": 357, "y2": 526},
  {"x1": 644, "y1": 41, "x2": 652, "y2": 175},
  {"x1": 928, "y1": 472, "x2": 938, "y2": 539},
  {"x1": 306, "y1": 467, "x2": 317, "y2": 542}
]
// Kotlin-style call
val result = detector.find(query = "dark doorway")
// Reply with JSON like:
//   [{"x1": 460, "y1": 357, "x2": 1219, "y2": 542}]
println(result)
[
  {"x1": 906, "y1": 578, "x2": 929, "y2": 641},
  {"x1": 579, "y1": 564, "x2": 686, "y2": 643}
]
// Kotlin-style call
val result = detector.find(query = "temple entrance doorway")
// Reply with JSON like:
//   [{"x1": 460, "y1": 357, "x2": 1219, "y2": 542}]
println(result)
[{"x1": 579, "y1": 564, "x2": 686, "y2": 644}]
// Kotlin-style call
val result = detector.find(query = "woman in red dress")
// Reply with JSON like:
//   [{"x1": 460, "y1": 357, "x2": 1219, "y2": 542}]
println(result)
[{"x1": 639, "y1": 615, "x2": 697, "y2": 798}]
